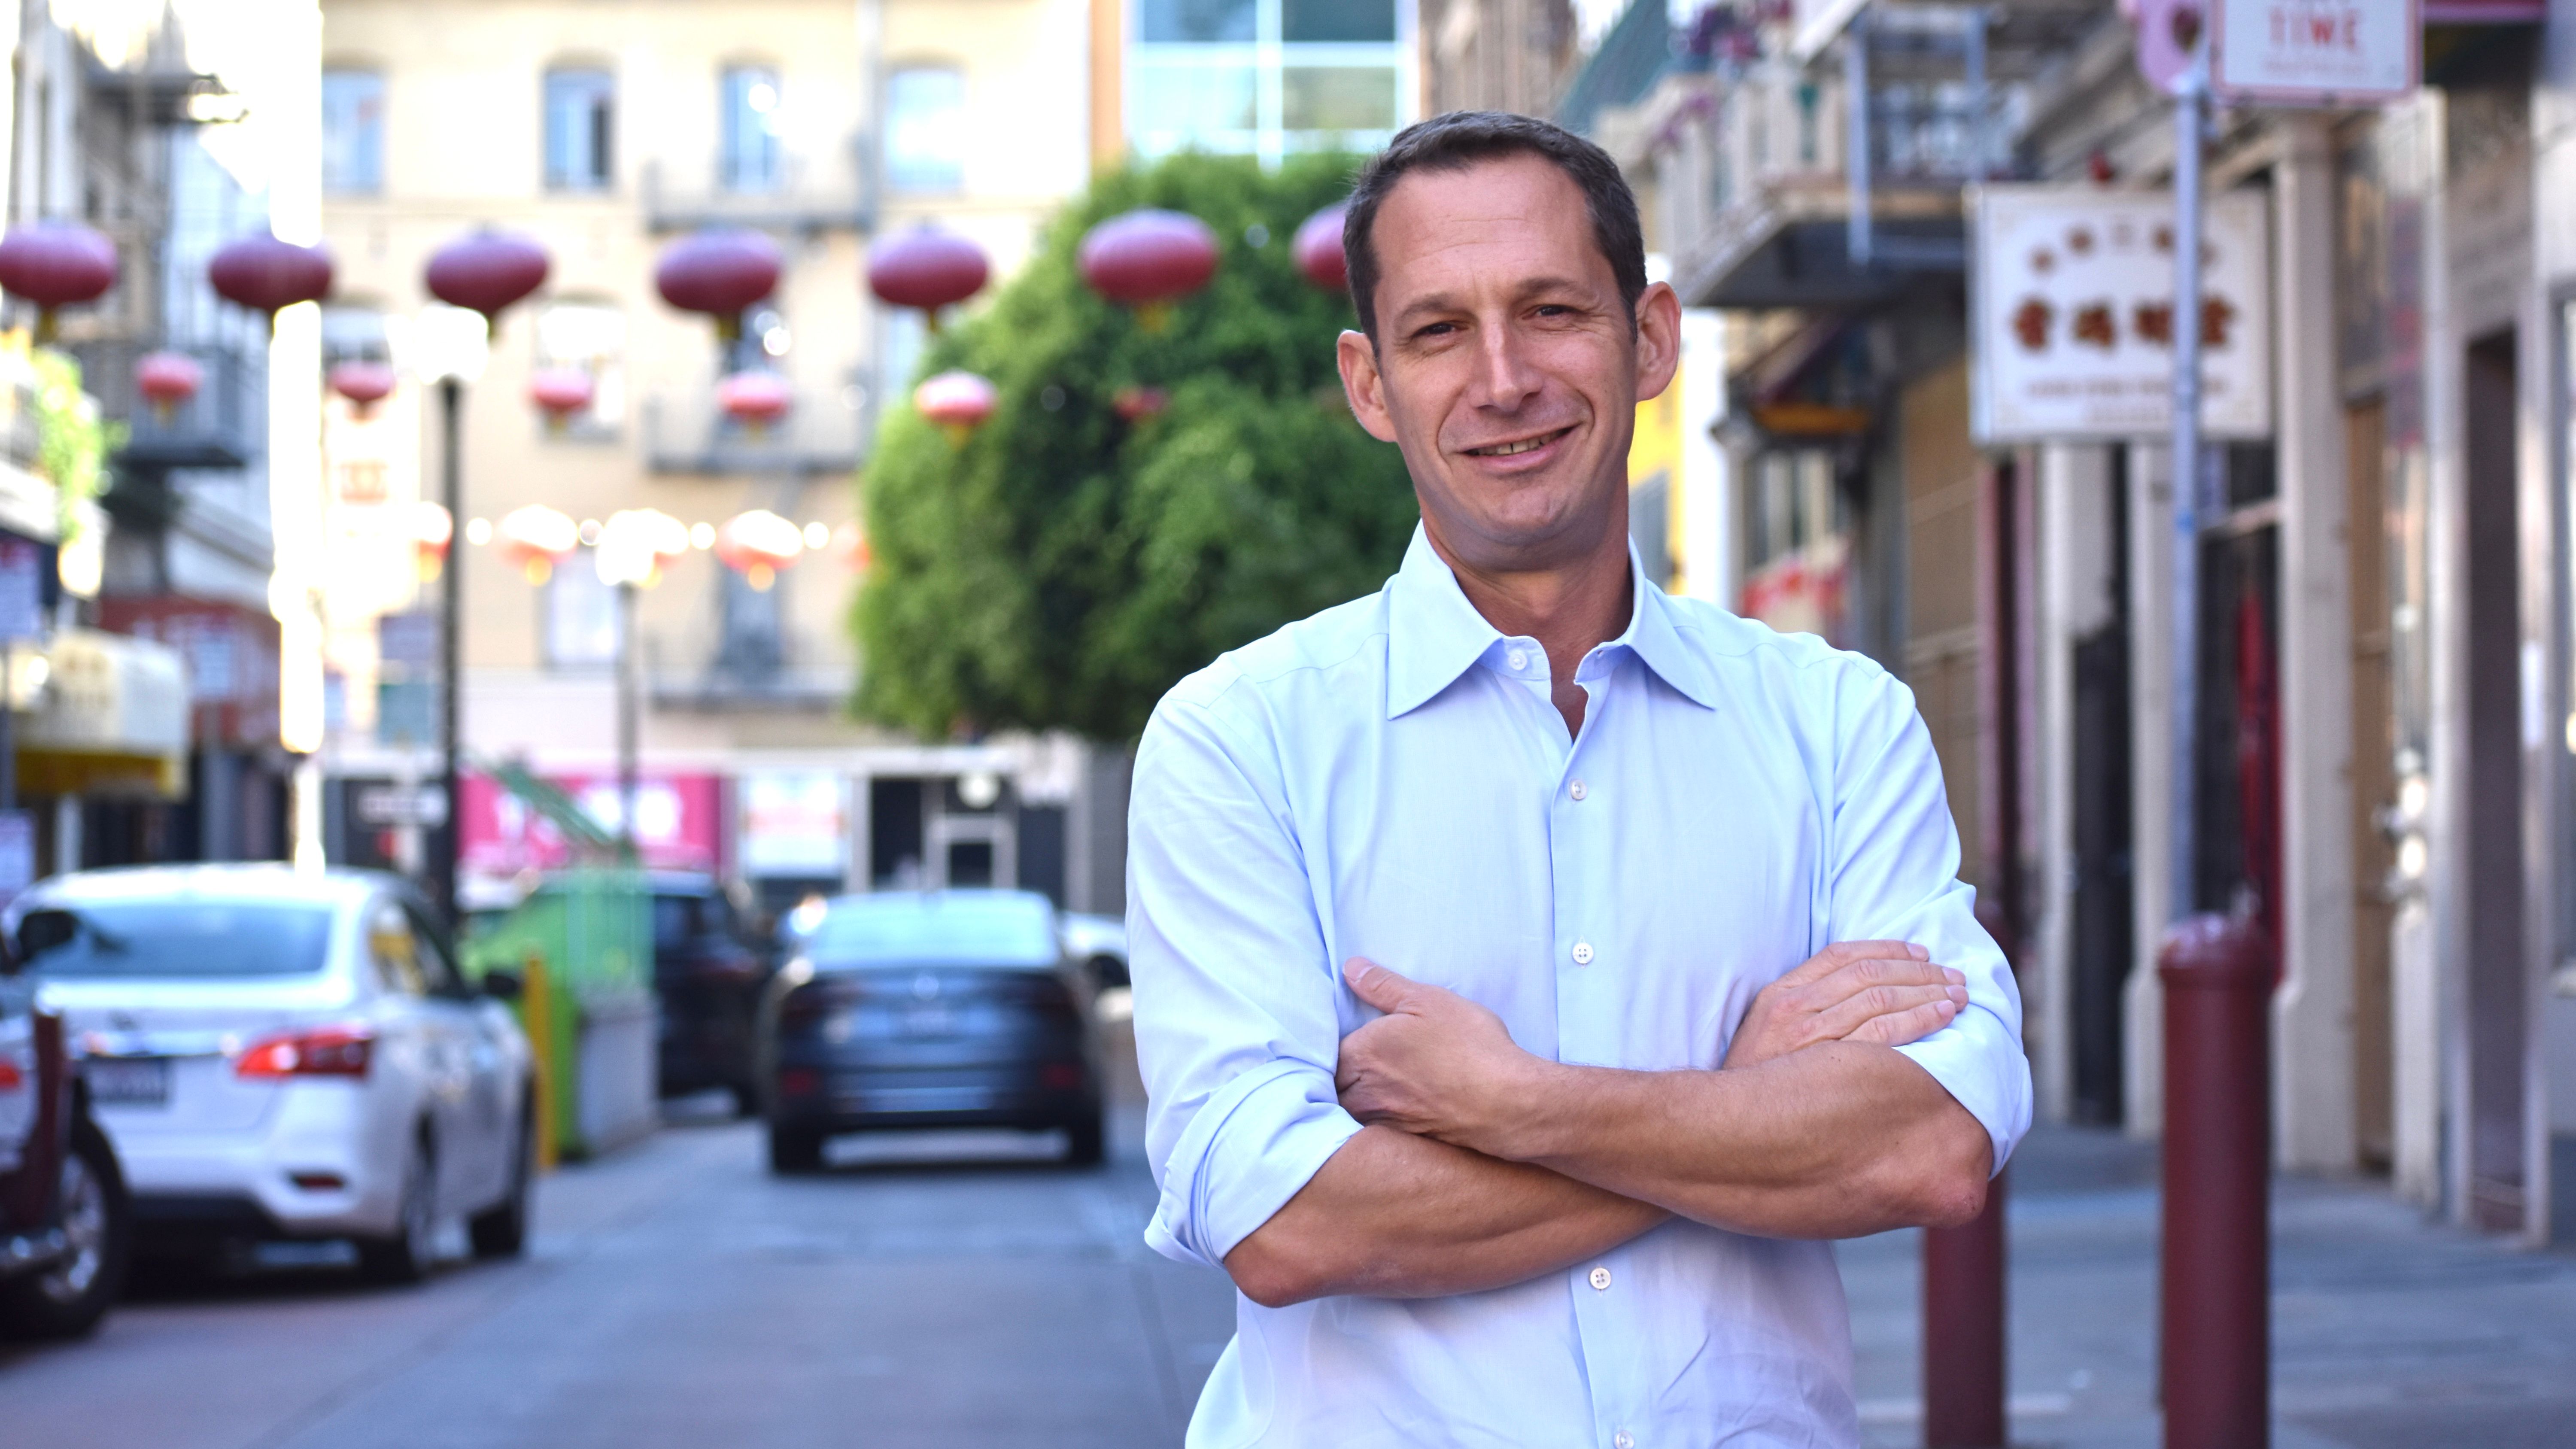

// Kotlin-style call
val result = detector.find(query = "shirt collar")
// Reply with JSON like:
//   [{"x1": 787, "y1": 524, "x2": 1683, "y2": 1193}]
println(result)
[{"x1": 1384, "y1": 524, "x2": 1721, "y2": 719}]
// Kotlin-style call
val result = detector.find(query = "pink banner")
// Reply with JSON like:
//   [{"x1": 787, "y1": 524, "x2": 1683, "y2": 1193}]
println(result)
[{"x1": 459, "y1": 772, "x2": 723, "y2": 878}]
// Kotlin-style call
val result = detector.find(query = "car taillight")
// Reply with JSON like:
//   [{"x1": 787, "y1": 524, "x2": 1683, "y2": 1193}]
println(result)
[{"x1": 235, "y1": 1024, "x2": 374, "y2": 1080}]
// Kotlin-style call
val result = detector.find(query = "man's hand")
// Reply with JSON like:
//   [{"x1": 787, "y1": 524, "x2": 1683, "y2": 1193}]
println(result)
[
  {"x1": 1334, "y1": 957, "x2": 1540, "y2": 1153},
  {"x1": 1722, "y1": 940, "x2": 1967, "y2": 1071}
]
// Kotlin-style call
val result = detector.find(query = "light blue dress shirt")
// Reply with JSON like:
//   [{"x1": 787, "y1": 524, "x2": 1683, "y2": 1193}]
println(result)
[{"x1": 1128, "y1": 526, "x2": 2032, "y2": 1448}]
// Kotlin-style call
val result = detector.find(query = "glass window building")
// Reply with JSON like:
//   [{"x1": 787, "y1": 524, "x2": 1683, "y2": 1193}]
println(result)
[{"x1": 1127, "y1": 0, "x2": 1416, "y2": 163}]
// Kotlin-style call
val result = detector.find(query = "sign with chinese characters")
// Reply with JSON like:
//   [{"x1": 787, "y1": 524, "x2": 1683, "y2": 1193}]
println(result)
[
  {"x1": 458, "y1": 772, "x2": 724, "y2": 883},
  {"x1": 2215, "y1": 0, "x2": 2418, "y2": 106},
  {"x1": 1971, "y1": 185, "x2": 2274, "y2": 444}
]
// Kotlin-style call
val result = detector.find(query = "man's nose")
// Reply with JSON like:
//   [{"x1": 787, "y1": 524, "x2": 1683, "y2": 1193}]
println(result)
[{"x1": 1469, "y1": 323, "x2": 1542, "y2": 409}]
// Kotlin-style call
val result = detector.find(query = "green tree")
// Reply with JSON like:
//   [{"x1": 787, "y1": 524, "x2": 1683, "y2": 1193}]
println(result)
[{"x1": 853, "y1": 152, "x2": 1419, "y2": 742}]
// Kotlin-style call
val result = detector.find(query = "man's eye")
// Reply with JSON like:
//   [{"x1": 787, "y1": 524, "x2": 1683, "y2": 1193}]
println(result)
[{"x1": 1413, "y1": 322, "x2": 1458, "y2": 339}]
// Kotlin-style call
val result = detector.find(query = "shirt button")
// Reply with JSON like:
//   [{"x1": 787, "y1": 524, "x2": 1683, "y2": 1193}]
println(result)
[
  {"x1": 1506, "y1": 648, "x2": 1528, "y2": 670},
  {"x1": 1614, "y1": 1434, "x2": 1634, "y2": 1449},
  {"x1": 1571, "y1": 942, "x2": 1594, "y2": 966},
  {"x1": 1568, "y1": 779, "x2": 1588, "y2": 801},
  {"x1": 1589, "y1": 1265, "x2": 1612, "y2": 1291}
]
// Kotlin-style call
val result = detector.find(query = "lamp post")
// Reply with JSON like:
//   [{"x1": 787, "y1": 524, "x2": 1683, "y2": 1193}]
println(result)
[{"x1": 594, "y1": 510, "x2": 687, "y2": 855}]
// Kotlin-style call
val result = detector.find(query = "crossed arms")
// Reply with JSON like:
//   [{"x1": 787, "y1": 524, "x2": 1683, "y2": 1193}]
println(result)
[{"x1": 1223, "y1": 943, "x2": 1996, "y2": 1308}]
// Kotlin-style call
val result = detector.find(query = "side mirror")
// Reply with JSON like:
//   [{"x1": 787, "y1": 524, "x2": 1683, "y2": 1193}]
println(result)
[{"x1": 480, "y1": 969, "x2": 525, "y2": 1002}]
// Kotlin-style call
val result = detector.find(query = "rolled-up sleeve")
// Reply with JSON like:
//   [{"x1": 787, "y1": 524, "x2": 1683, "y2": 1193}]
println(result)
[
  {"x1": 1128, "y1": 685, "x2": 1363, "y2": 1271},
  {"x1": 1820, "y1": 665, "x2": 2033, "y2": 1177}
]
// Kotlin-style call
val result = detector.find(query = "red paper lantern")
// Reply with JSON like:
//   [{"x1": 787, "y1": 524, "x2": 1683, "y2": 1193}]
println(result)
[
  {"x1": 0, "y1": 223, "x2": 116, "y2": 339},
  {"x1": 866, "y1": 227, "x2": 988, "y2": 328},
  {"x1": 1078, "y1": 210, "x2": 1219, "y2": 329},
  {"x1": 656, "y1": 229, "x2": 781, "y2": 340},
  {"x1": 492, "y1": 504, "x2": 578, "y2": 585},
  {"x1": 716, "y1": 370, "x2": 793, "y2": 434},
  {"x1": 411, "y1": 500, "x2": 453, "y2": 581},
  {"x1": 134, "y1": 350, "x2": 203, "y2": 421},
  {"x1": 913, "y1": 370, "x2": 996, "y2": 443},
  {"x1": 527, "y1": 368, "x2": 596, "y2": 431},
  {"x1": 207, "y1": 232, "x2": 333, "y2": 325},
  {"x1": 424, "y1": 230, "x2": 550, "y2": 321},
  {"x1": 832, "y1": 522, "x2": 871, "y2": 573},
  {"x1": 328, "y1": 360, "x2": 396, "y2": 418},
  {"x1": 713, "y1": 509, "x2": 803, "y2": 592},
  {"x1": 1112, "y1": 385, "x2": 1170, "y2": 422},
  {"x1": 1293, "y1": 204, "x2": 1349, "y2": 292}
]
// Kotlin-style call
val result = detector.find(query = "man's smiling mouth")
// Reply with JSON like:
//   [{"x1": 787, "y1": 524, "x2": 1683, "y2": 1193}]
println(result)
[{"x1": 1464, "y1": 426, "x2": 1574, "y2": 458}]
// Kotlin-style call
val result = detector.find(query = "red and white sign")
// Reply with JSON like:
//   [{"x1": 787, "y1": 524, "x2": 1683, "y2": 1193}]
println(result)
[
  {"x1": 2214, "y1": 0, "x2": 2418, "y2": 105},
  {"x1": 1971, "y1": 185, "x2": 2275, "y2": 444},
  {"x1": 459, "y1": 772, "x2": 724, "y2": 880}
]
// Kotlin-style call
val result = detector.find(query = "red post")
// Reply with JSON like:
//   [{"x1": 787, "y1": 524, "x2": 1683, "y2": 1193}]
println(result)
[
  {"x1": 1923, "y1": 1174, "x2": 2008, "y2": 1447},
  {"x1": 2158, "y1": 911, "x2": 2273, "y2": 1449}
]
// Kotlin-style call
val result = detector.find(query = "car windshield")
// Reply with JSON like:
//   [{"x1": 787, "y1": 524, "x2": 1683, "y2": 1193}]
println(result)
[
  {"x1": 21, "y1": 900, "x2": 337, "y2": 979},
  {"x1": 805, "y1": 894, "x2": 1057, "y2": 970}
]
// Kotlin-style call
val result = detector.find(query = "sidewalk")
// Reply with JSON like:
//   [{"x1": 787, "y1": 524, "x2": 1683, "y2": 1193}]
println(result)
[{"x1": 1844, "y1": 1124, "x2": 2576, "y2": 1449}]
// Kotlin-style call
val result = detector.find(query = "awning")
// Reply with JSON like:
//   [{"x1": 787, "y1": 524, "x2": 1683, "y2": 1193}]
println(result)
[{"x1": 15, "y1": 629, "x2": 188, "y2": 799}]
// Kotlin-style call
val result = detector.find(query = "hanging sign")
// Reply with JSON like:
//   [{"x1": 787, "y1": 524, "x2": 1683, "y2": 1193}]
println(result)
[
  {"x1": 1970, "y1": 185, "x2": 2274, "y2": 444},
  {"x1": 2213, "y1": 0, "x2": 2418, "y2": 106}
]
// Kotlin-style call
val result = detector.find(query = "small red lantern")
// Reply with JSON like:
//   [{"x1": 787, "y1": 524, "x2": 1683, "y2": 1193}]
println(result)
[
  {"x1": 716, "y1": 370, "x2": 793, "y2": 436},
  {"x1": 207, "y1": 232, "x2": 333, "y2": 329},
  {"x1": 134, "y1": 351, "x2": 203, "y2": 422},
  {"x1": 328, "y1": 360, "x2": 396, "y2": 418},
  {"x1": 656, "y1": 229, "x2": 781, "y2": 341},
  {"x1": 866, "y1": 227, "x2": 988, "y2": 330},
  {"x1": 913, "y1": 370, "x2": 996, "y2": 444},
  {"x1": 714, "y1": 509, "x2": 804, "y2": 592},
  {"x1": 832, "y1": 522, "x2": 871, "y2": 572},
  {"x1": 0, "y1": 223, "x2": 117, "y2": 341},
  {"x1": 528, "y1": 368, "x2": 596, "y2": 431},
  {"x1": 1112, "y1": 385, "x2": 1170, "y2": 422},
  {"x1": 424, "y1": 230, "x2": 550, "y2": 322},
  {"x1": 1078, "y1": 210, "x2": 1219, "y2": 331},
  {"x1": 493, "y1": 504, "x2": 578, "y2": 585},
  {"x1": 1293, "y1": 204, "x2": 1348, "y2": 292},
  {"x1": 411, "y1": 500, "x2": 454, "y2": 581}
]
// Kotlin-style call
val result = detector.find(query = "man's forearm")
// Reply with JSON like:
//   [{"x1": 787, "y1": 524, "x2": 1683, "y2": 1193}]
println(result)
[
  {"x1": 1488, "y1": 1042, "x2": 1991, "y2": 1239},
  {"x1": 1221, "y1": 1124, "x2": 1667, "y2": 1308}
]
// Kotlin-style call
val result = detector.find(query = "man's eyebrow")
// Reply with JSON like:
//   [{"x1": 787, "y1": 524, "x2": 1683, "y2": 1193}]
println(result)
[{"x1": 1387, "y1": 275, "x2": 1603, "y2": 329}]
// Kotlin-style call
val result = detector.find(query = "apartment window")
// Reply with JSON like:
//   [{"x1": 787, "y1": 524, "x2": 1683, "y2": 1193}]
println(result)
[
  {"x1": 1129, "y1": 0, "x2": 1406, "y2": 161},
  {"x1": 544, "y1": 68, "x2": 616, "y2": 192},
  {"x1": 885, "y1": 66, "x2": 966, "y2": 193},
  {"x1": 721, "y1": 65, "x2": 784, "y2": 193},
  {"x1": 535, "y1": 301, "x2": 626, "y2": 433},
  {"x1": 322, "y1": 69, "x2": 385, "y2": 194},
  {"x1": 545, "y1": 550, "x2": 622, "y2": 668}
]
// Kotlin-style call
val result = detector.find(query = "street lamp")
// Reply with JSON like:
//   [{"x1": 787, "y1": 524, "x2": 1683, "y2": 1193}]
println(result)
[
  {"x1": 594, "y1": 509, "x2": 687, "y2": 854},
  {"x1": 415, "y1": 228, "x2": 549, "y2": 920}
]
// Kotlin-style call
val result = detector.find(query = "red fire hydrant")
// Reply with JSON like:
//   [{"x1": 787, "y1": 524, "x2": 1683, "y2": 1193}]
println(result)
[{"x1": 2158, "y1": 911, "x2": 2275, "y2": 1449}]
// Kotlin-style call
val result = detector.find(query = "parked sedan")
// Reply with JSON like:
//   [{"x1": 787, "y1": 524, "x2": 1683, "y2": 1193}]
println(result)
[
  {"x1": 647, "y1": 873, "x2": 770, "y2": 1113},
  {"x1": 0, "y1": 956, "x2": 129, "y2": 1337},
  {"x1": 16, "y1": 866, "x2": 536, "y2": 1283},
  {"x1": 761, "y1": 890, "x2": 1106, "y2": 1173}
]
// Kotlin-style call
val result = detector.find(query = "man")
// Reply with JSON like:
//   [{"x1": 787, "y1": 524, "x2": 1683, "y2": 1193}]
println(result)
[{"x1": 1128, "y1": 111, "x2": 2029, "y2": 1446}]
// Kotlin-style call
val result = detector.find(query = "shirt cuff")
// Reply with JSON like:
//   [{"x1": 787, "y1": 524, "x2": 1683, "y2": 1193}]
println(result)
[
  {"x1": 1893, "y1": 1004, "x2": 2032, "y2": 1179},
  {"x1": 1144, "y1": 1057, "x2": 1365, "y2": 1270}
]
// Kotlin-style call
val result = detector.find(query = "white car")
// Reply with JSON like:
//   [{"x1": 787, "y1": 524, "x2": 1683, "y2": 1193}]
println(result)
[{"x1": 16, "y1": 866, "x2": 535, "y2": 1283}]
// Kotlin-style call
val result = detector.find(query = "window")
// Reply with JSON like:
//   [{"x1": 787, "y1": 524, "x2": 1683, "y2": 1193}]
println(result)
[
  {"x1": 322, "y1": 69, "x2": 385, "y2": 194},
  {"x1": 721, "y1": 65, "x2": 784, "y2": 193},
  {"x1": 1128, "y1": 0, "x2": 1407, "y2": 160},
  {"x1": 543, "y1": 68, "x2": 615, "y2": 191},
  {"x1": 545, "y1": 549, "x2": 622, "y2": 668},
  {"x1": 535, "y1": 301, "x2": 626, "y2": 433},
  {"x1": 884, "y1": 66, "x2": 966, "y2": 193}
]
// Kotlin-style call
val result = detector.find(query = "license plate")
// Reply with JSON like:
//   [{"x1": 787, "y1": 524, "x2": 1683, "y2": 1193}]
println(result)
[
  {"x1": 85, "y1": 1057, "x2": 170, "y2": 1106},
  {"x1": 900, "y1": 1006, "x2": 957, "y2": 1037}
]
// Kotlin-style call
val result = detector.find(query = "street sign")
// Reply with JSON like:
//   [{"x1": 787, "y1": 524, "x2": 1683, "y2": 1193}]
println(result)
[
  {"x1": 1970, "y1": 185, "x2": 2273, "y2": 444},
  {"x1": 2213, "y1": 0, "x2": 2418, "y2": 106},
  {"x1": 355, "y1": 784, "x2": 449, "y2": 829}
]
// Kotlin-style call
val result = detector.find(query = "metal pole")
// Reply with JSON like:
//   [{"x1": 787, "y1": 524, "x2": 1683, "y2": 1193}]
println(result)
[
  {"x1": 1846, "y1": 12, "x2": 1873, "y2": 270},
  {"x1": 436, "y1": 375, "x2": 464, "y2": 920},
  {"x1": 2159, "y1": 914, "x2": 2273, "y2": 1448},
  {"x1": 617, "y1": 579, "x2": 639, "y2": 858},
  {"x1": 2167, "y1": 67, "x2": 2205, "y2": 926}
]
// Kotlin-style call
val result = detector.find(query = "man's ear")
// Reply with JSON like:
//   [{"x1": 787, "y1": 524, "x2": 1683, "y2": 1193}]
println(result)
[
  {"x1": 1337, "y1": 329, "x2": 1400, "y2": 444},
  {"x1": 1632, "y1": 281, "x2": 1683, "y2": 404}
]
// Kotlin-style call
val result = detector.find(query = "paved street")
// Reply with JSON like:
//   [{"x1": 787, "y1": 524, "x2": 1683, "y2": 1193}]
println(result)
[{"x1": 0, "y1": 1082, "x2": 1237, "y2": 1449}]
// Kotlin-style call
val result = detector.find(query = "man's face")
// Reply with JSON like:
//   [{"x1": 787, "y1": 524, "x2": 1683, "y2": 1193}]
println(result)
[{"x1": 1338, "y1": 153, "x2": 1679, "y2": 576}]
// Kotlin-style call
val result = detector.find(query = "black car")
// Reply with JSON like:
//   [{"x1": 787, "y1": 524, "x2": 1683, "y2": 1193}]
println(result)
[
  {"x1": 0, "y1": 947, "x2": 128, "y2": 1338},
  {"x1": 649, "y1": 874, "x2": 772, "y2": 1114},
  {"x1": 761, "y1": 890, "x2": 1106, "y2": 1172}
]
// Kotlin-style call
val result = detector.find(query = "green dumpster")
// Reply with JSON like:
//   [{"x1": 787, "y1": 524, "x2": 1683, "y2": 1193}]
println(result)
[{"x1": 465, "y1": 868, "x2": 656, "y2": 1160}]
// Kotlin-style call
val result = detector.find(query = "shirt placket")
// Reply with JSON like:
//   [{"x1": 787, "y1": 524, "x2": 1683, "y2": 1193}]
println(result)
[{"x1": 1550, "y1": 647, "x2": 1642, "y2": 1448}]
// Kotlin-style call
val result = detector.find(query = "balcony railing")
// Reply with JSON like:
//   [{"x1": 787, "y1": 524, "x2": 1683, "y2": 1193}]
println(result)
[
  {"x1": 639, "y1": 375, "x2": 866, "y2": 477},
  {"x1": 74, "y1": 337, "x2": 262, "y2": 471},
  {"x1": 638, "y1": 147, "x2": 876, "y2": 236}
]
